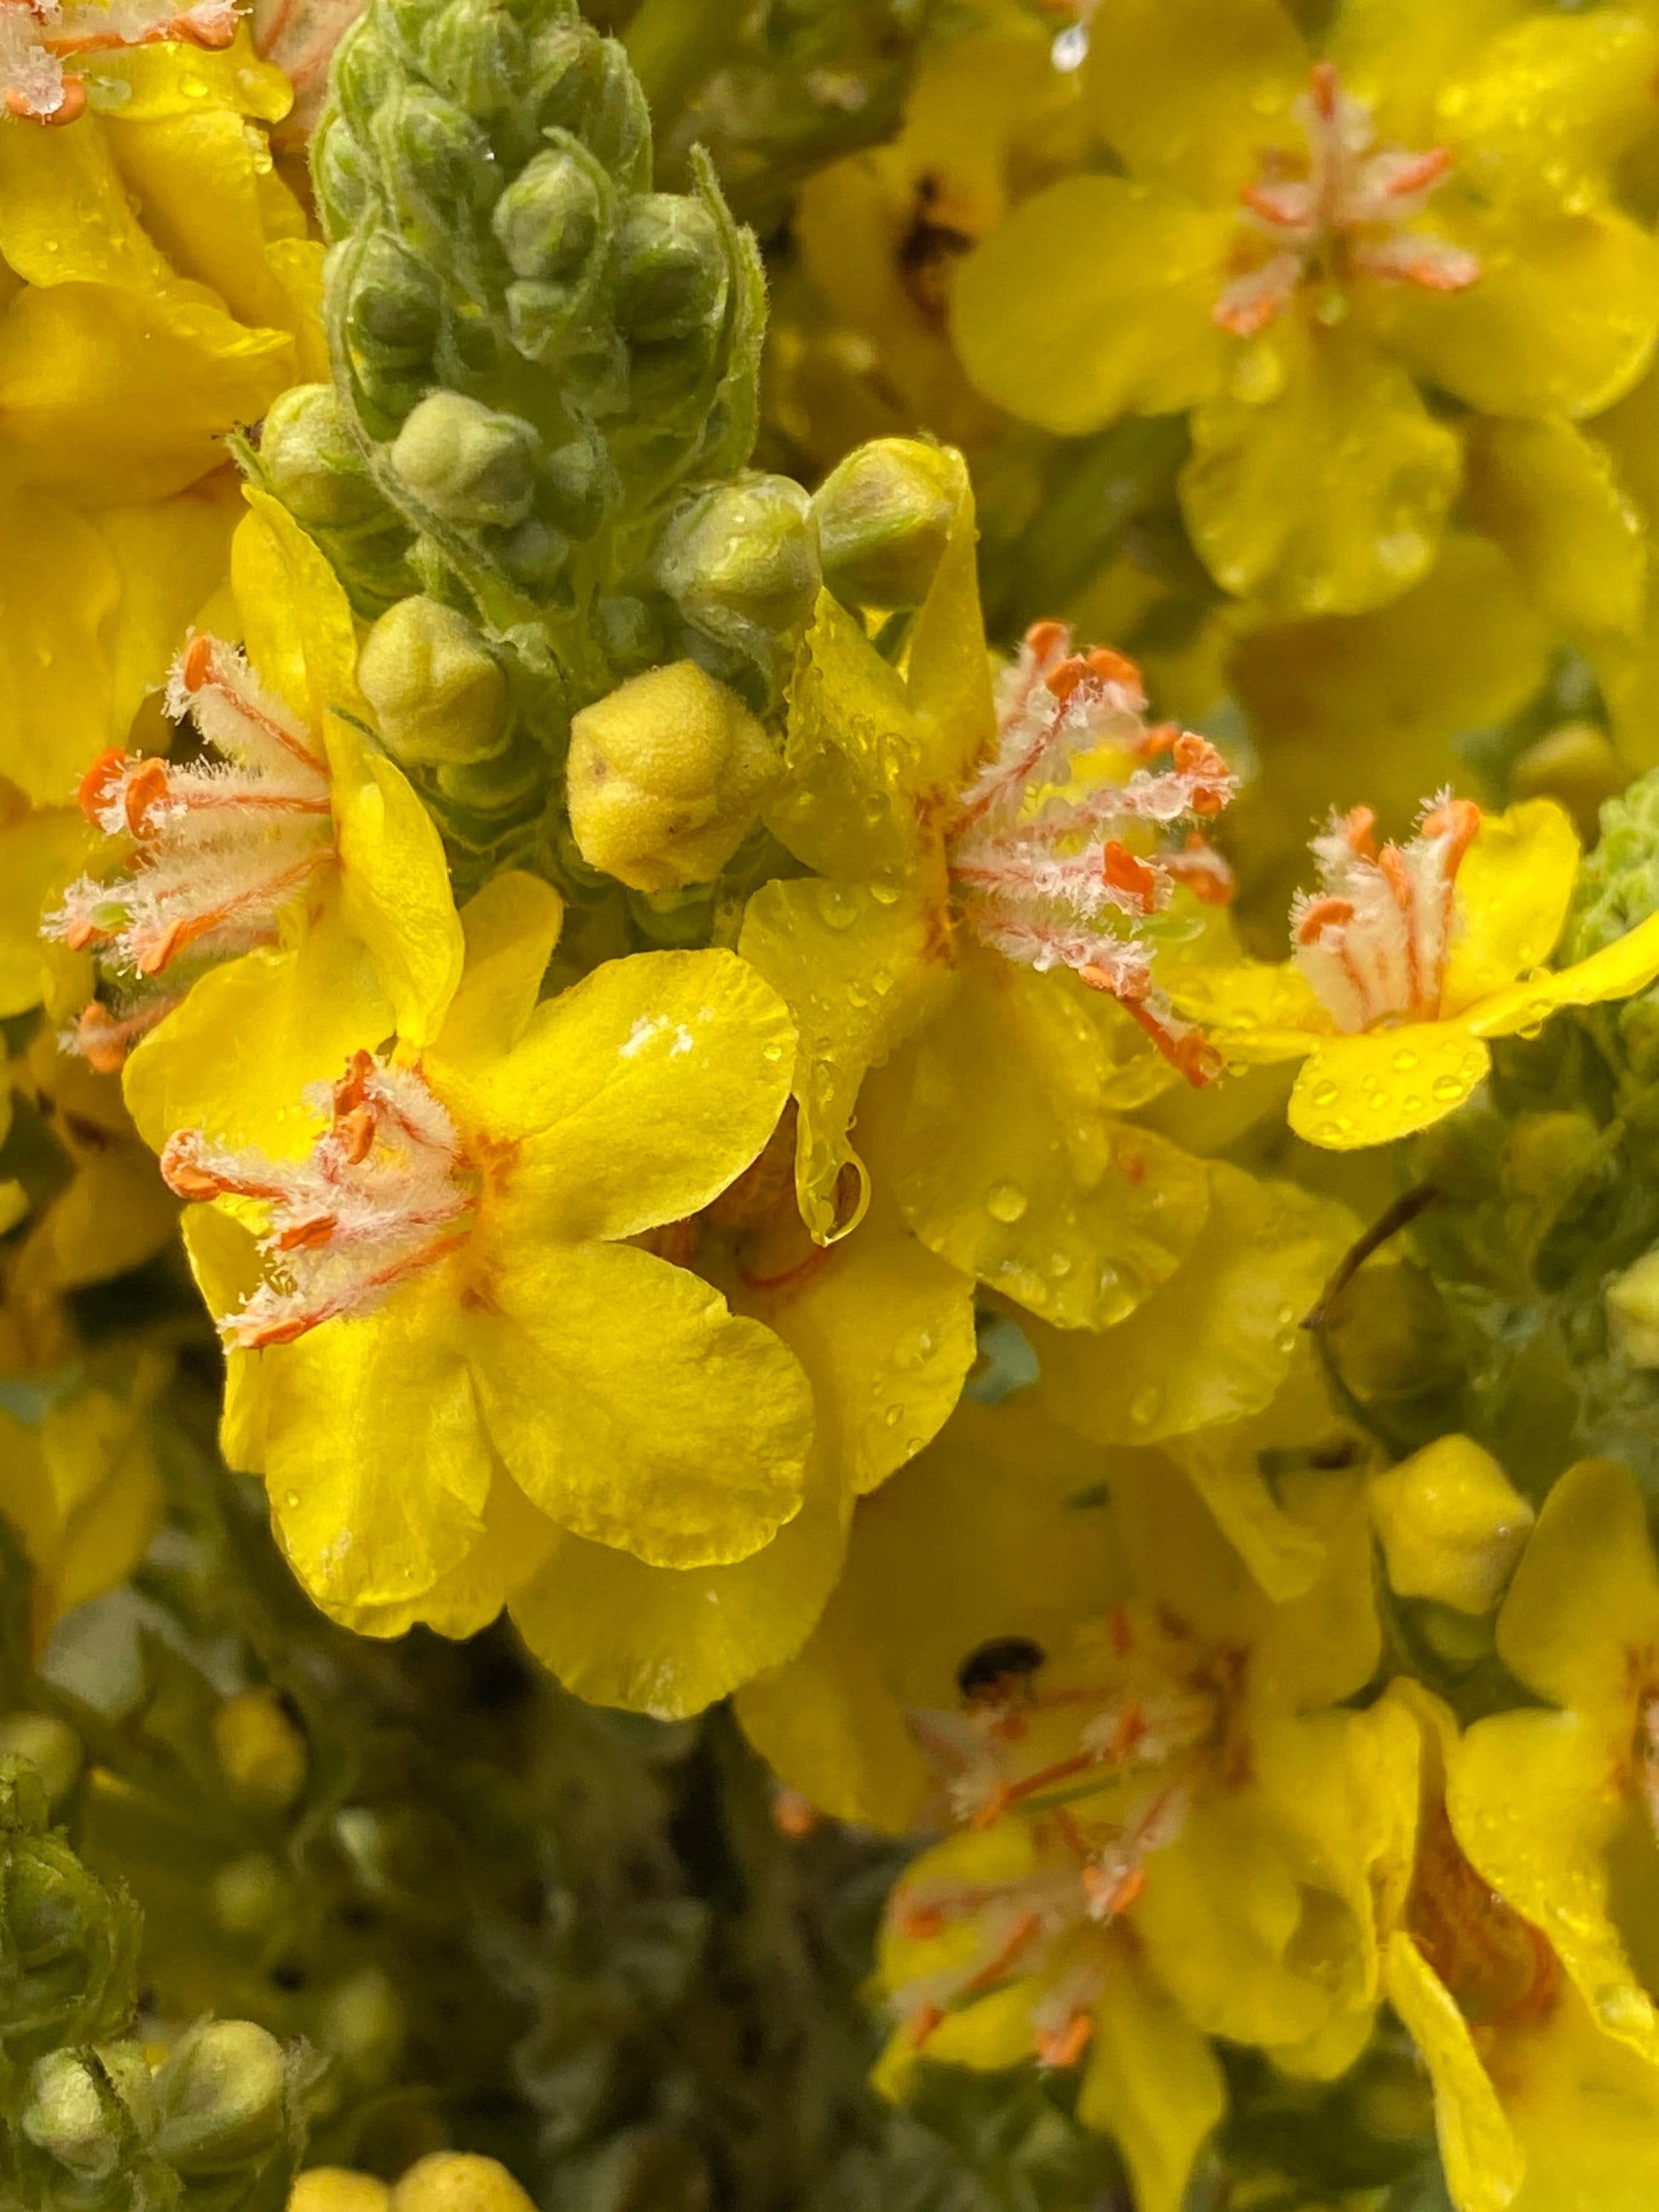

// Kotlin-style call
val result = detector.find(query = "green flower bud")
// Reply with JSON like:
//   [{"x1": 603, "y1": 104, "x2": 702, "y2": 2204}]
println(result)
[
  {"x1": 149, "y1": 2020, "x2": 289, "y2": 2173},
  {"x1": 319, "y1": 1967, "x2": 406, "y2": 2088},
  {"x1": 654, "y1": 475, "x2": 817, "y2": 637},
  {"x1": 359, "y1": 597, "x2": 508, "y2": 767},
  {"x1": 567, "y1": 660, "x2": 779, "y2": 892},
  {"x1": 1567, "y1": 763, "x2": 1659, "y2": 962},
  {"x1": 211, "y1": 1852, "x2": 292, "y2": 1940},
  {"x1": 542, "y1": 429, "x2": 620, "y2": 540},
  {"x1": 333, "y1": 18, "x2": 396, "y2": 119},
  {"x1": 491, "y1": 142, "x2": 605, "y2": 281},
  {"x1": 0, "y1": 1763, "x2": 140, "y2": 2060},
  {"x1": 385, "y1": 86, "x2": 492, "y2": 219},
  {"x1": 390, "y1": 2151, "x2": 536, "y2": 2212},
  {"x1": 613, "y1": 195, "x2": 724, "y2": 343},
  {"x1": 22, "y1": 2044, "x2": 156, "y2": 2176},
  {"x1": 213, "y1": 1688, "x2": 308, "y2": 1813},
  {"x1": 345, "y1": 231, "x2": 442, "y2": 379},
  {"x1": 390, "y1": 392, "x2": 539, "y2": 528},
  {"x1": 416, "y1": 0, "x2": 526, "y2": 119},
  {"x1": 811, "y1": 437, "x2": 959, "y2": 612},
  {"x1": 315, "y1": 115, "x2": 374, "y2": 228},
  {"x1": 0, "y1": 1712, "x2": 81, "y2": 1812},
  {"x1": 259, "y1": 385, "x2": 384, "y2": 532}
]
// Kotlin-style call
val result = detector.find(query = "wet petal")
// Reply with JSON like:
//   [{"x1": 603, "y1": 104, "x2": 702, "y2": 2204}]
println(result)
[
  {"x1": 434, "y1": 872, "x2": 564, "y2": 1066},
  {"x1": 1181, "y1": 324, "x2": 1461, "y2": 617},
  {"x1": 0, "y1": 806, "x2": 91, "y2": 1016},
  {"x1": 457, "y1": 949, "x2": 796, "y2": 1242},
  {"x1": 1078, "y1": 1942, "x2": 1227, "y2": 2212},
  {"x1": 1327, "y1": 0, "x2": 1527, "y2": 142},
  {"x1": 1462, "y1": 417, "x2": 1645, "y2": 641},
  {"x1": 1384, "y1": 1933, "x2": 1522, "y2": 2212},
  {"x1": 461, "y1": 1238, "x2": 813, "y2": 1569},
  {"x1": 0, "y1": 484, "x2": 121, "y2": 804},
  {"x1": 1435, "y1": 13, "x2": 1659, "y2": 205},
  {"x1": 234, "y1": 489, "x2": 361, "y2": 733},
  {"x1": 1468, "y1": 907, "x2": 1659, "y2": 1039},
  {"x1": 1288, "y1": 1024, "x2": 1491, "y2": 1149},
  {"x1": 1489, "y1": 1457, "x2": 1659, "y2": 1715},
  {"x1": 1441, "y1": 799, "x2": 1580, "y2": 1017},
  {"x1": 952, "y1": 176, "x2": 1231, "y2": 434}
]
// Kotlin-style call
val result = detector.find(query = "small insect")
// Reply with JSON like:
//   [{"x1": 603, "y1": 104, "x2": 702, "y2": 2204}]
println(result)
[{"x1": 956, "y1": 1636, "x2": 1047, "y2": 1701}]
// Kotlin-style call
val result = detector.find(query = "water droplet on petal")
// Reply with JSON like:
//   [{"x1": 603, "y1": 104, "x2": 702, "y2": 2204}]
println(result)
[
  {"x1": 986, "y1": 1181, "x2": 1028, "y2": 1224},
  {"x1": 1391, "y1": 1048, "x2": 1419, "y2": 1073},
  {"x1": 1130, "y1": 1383, "x2": 1165, "y2": 1426},
  {"x1": 1431, "y1": 1072, "x2": 1465, "y2": 1101},
  {"x1": 815, "y1": 882, "x2": 861, "y2": 931},
  {"x1": 1310, "y1": 1081, "x2": 1339, "y2": 1107}
]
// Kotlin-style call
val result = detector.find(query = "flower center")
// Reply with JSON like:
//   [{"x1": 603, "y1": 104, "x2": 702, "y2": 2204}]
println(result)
[
  {"x1": 159, "y1": 1050, "x2": 475, "y2": 1349},
  {"x1": 1215, "y1": 62, "x2": 1481, "y2": 337},
  {"x1": 47, "y1": 634, "x2": 336, "y2": 1066},
  {"x1": 946, "y1": 620, "x2": 1236, "y2": 1085},
  {"x1": 2, "y1": 0, "x2": 239, "y2": 124},
  {"x1": 1292, "y1": 794, "x2": 1480, "y2": 1033}
]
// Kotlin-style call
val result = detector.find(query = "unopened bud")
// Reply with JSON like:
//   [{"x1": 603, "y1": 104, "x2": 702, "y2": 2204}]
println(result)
[
  {"x1": 653, "y1": 476, "x2": 818, "y2": 650},
  {"x1": 1367, "y1": 1436, "x2": 1535, "y2": 1614},
  {"x1": 319, "y1": 1967, "x2": 405, "y2": 2088},
  {"x1": 213, "y1": 1852, "x2": 292, "y2": 1939},
  {"x1": 260, "y1": 385, "x2": 384, "y2": 532},
  {"x1": 492, "y1": 143, "x2": 605, "y2": 281},
  {"x1": 1503, "y1": 1109, "x2": 1601, "y2": 1201},
  {"x1": 291, "y1": 2170, "x2": 394, "y2": 2212},
  {"x1": 389, "y1": 2151, "x2": 537, "y2": 2212},
  {"x1": 1609, "y1": 1246, "x2": 1659, "y2": 1367},
  {"x1": 567, "y1": 661, "x2": 779, "y2": 892},
  {"x1": 612, "y1": 196, "x2": 722, "y2": 342},
  {"x1": 214, "y1": 1689, "x2": 308, "y2": 1812},
  {"x1": 416, "y1": 0, "x2": 525, "y2": 120},
  {"x1": 0, "y1": 1712, "x2": 81, "y2": 1811},
  {"x1": 345, "y1": 234, "x2": 442, "y2": 376},
  {"x1": 150, "y1": 2019, "x2": 288, "y2": 2172},
  {"x1": 390, "y1": 393, "x2": 538, "y2": 529},
  {"x1": 359, "y1": 598, "x2": 508, "y2": 767},
  {"x1": 22, "y1": 2044, "x2": 155, "y2": 2174},
  {"x1": 811, "y1": 439, "x2": 960, "y2": 612}
]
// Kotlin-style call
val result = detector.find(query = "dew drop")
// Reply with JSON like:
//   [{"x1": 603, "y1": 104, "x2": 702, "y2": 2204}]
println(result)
[
  {"x1": 1130, "y1": 1383, "x2": 1165, "y2": 1427},
  {"x1": 883, "y1": 1404, "x2": 902, "y2": 1427},
  {"x1": 1051, "y1": 20, "x2": 1089, "y2": 69},
  {"x1": 815, "y1": 882, "x2": 861, "y2": 931},
  {"x1": 1310, "y1": 1080, "x2": 1339, "y2": 1108},
  {"x1": 1391, "y1": 1048, "x2": 1419, "y2": 1073},
  {"x1": 870, "y1": 874, "x2": 903, "y2": 907},
  {"x1": 986, "y1": 1181, "x2": 1028, "y2": 1224},
  {"x1": 181, "y1": 72, "x2": 209, "y2": 96},
  {"x1": 761, "y1": 1041, "x2": 784, "y2": 1063},
  {"x1": 282, "y1": 1490, "x2": 300, "y2": 1510},
  {"x1": 1049, "y1": 1251, "x2": 1073, "y2": 1279},
  {"x1": 1431, "y1": 1072, "x2": 1465, "y2": 1101}
]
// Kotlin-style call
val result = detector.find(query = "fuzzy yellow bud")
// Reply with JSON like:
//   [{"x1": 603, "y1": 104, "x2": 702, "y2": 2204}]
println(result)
[
  {"x1": 290, "y1": 2169, "x2": 393, "y2": 2212},
  {"x1": 566, "y1": 661, "x2": 779, "y2": 892},
  {"x1": 150, "y1": 2019, "x2": 287, "y2": 2171},
  {"x1": 388, "y1": 2151, "x2": 537, "y2": 2212},
  {"x1": 212, "y1": 1689, "x2": 307, "y2": 1813},
  {"x1": 1367, "y1": 1436, "x2": 1535, "y2": 1614},
  {"x1": 359, "y1": 598, "x2": 508, "y2": 768},
  {"x1": 811, "y1": 437, "x2": 959, "y2": 612},
  {"x1": 0, "y1": 1712, "x2": 82, "y2": 1811}
]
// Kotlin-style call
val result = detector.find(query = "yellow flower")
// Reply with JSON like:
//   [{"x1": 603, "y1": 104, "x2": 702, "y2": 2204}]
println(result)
[
  {"x1": 951, "y1": 0, "x2": 1659, "y2": 615},
  {"x1": 1169, "y1": 794, "x2": 1659, "y2": 1147},
  {"x1": 1379, "y1": 1677, "x2": 1659, "y2": 2212},
  {"x1": 742, "y1": 447, "x2": 1234, "y2": 1332},
  {"x1": 165, "y1": 870, "x2": 816, "y2": 1639},
  {"x1": 0, "y1": 1356, "x2": 168, "y2": 1651},
  {"x1": 68, "y1": 492, "x2": 465, "y2": 1122},
  {"x1": 0, "y1": 26, "x2": 326, "y2": 803}
]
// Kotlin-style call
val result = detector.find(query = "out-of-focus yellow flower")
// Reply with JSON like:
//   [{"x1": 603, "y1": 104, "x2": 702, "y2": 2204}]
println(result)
[
  {"x1": 1170, "y1": 795, "x2": 1659, "y2": 1147},
  {"x1": 1445, "y1": 1460, "x2": 1659, "y2": 2076},
  {"x1": 953, "y1": 0, "x2": 1659, "y2": 615},
  {"x1": 0, "y1": 26, "x2": 325, "y2": 803},
  {"x1": 0, "y1": 1356, "x2": 167, "y2": 1650},
  {"x1": 1381, "y1": 1678, "x2": 1659, "y2": 2212},
  {"x1": 743, "y1": 448, "x2": 1234, "y2": 1331},
  {"x1": 163, "y1": 871, "x2": 815, "y2": 1637},
  {"x1": 54, "y1": 493, "x2": 463, "y2": 1102}
]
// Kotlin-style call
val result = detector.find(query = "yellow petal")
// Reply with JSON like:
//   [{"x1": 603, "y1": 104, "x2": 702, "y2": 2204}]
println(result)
[
  {"x1": 234, "y1": 490, "x2": 362, "y2": 731},
  {"x1": 902, "y1": 446, "x2": 997, "y2": 794},
  {"x1": 1384, "y1": 1933, "x2": 1523, "y2": 2212},
  {"x1": 435, "y1": 871, "x2": 564, "y2": 1066},
  {"x1": 329, "y1": 1470, "x2": 555, "y2": 1643},
  {"x1": 1435, "y1": 12, "x2": 1659, "y2": 204},
  {"x1": 1468, "y1": 906, "x2": 1659, "y2": 1040},
  {"x1": 1500, "y1": 1973, "x2": 1659, "y2": 2212},
  {"x1": 460, "y1": 1238, "x2": 813, "y2": 1569},
  {"x1": 180, "y1": 1207, "x2": 270, "y2": 1475},
  {"x1": 0, "y1": 112, "x2": 173, "y2": 289},
  {"x1": 0, "y1": 806, "x2": 90, "y2": 1015},
  {"x1": 1288, "y1": 1024, "x2": 1491, "y2": 1149},
  {"x1": 883, "y1": 956, "x2": 1211, "y2": 1328},
  {"x1": 1442, "y1": 800, "x2": 1581, "y2": 1016},
  {"x1": 255, "y1": 1273, "x2": 494, "y2": 1614},
  {"x1": 1327, "y1": 0, "x2": 1527, "y2": 141},
  {"x1": 1366, "y1": 202, "x2": 1659, "y2": 424},
  {"x1": 738, "y1": 877, "x2": 944, "y2": 1243},
  {"x1": 1161, "y1": 957, "x2": 1325, "y2": 1061},
  {"x1": 735, "y1": 1401, "x2": 1124, "y2": 1830},
  {"x1": 1078, "y1": 1942, "x2": 1227, "y2": 2212},
  {"x1": 1491, "y1": 1457, "x2": 1659, "y2": 1715},
  {"x1": 0, "y1": 485, "x2": 120, "y2": 804},
  {"x1": 1450, "y1": 1706, "x2": 1659, "y2": 2069},
  {"x1": 85, "y1": 28, "x2": 292, "y2": 124},
  {"x1": 122, "y1": 911, "x2": 395, "y2": 1157},
  {"x1": 1032, "y1": 1163, "x2": 1353, "y2": 1445},
  {"x1": 1182, "y1": 323, "x2": 1461, "y2": 617},
  {"x1": 1462, "y1": 418, "x2": 1645, "y2": 641},
  {"x1": 454, "y1": 949, "x2": 796, "y2": 1241},
  {"x1": 325, "y1": 711, "x2": 464, "y2": 1048},
  {"x1": 91, "y1": 479, "x2": 245, "y2": 741},
  {"x1": 510, "y1": 1444, "x2": 849, "y2": 1718},
  {"x1": 30, "y1": 1144, "x2": 177, "y2": 1292},
  {"x1": 1077, "y1": 0, "x2": 1306, "y2": 199},
  {"x1": 951, "y1": 176, "x2": 1231, "y2": 435}
]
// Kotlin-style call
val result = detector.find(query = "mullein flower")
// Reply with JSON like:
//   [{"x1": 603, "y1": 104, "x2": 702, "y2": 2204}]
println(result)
[
  {"x1": 951, "y1": 0, "x2": 1659, "y2": 615},
  {"x1": 163, "y1": 870, "x2": 815, "y2": 1624},
  {"x1": 0, "y1": 25, "x2": 325, "y2": 804},
  {"x1": 48, "y1": 494, "x2": 462, "y2": 1136},
  {"x1": 742, "y1": 444, "x2": 1232, "y2": 1331},
  {"x1": 1168, "y1": 794, "x2": 1659, "y2": 1146}
]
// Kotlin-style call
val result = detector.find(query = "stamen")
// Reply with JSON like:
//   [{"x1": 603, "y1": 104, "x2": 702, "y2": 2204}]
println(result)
[
  {"x1": 1291, "y1": 791, "x2": 1481, "y2": 1031},
  {"x1": 47, "y1": 635, "x2": 336, "y2": 1021},
  {"x1": 159, "y1": 1051, "x2": 475, "y2": 1349},
  {"x1": 948, "y1": 621, "x2": 1237, "y2": 1087},
  {"x1": 1214, "y1": 63, "x2": 1479, "y2": 335}
]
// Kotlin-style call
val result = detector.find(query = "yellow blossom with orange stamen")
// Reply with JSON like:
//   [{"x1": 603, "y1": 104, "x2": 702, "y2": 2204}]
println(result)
[{"x1": 1165, "y1": 793, "x2": 1659, "y2": 1148}]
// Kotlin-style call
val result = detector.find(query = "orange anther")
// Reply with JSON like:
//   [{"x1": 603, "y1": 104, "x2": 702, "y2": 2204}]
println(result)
[
  {"x1": 1101, "y1": 840, "x2": 1159, "y2": 908},
  {"x1": 162, "y1": 1158, "x2": 233, "y2": 1201},
  {"x1": 6, "y1": 73, "x2": 87, "y2": 121},
  {"x1": 275, "y1": 1213, "x2": 337, "y2": 1252},
  {"x1": 909, "y1": 2001, "x2": 946, "y2": 2050},
  {"x1": 75, "y1": 1006, "x2": 131, "y2": 1073},
  {"x1": 1109, "y1": 1699, "x2": 1147, "y2": 1765},
  {"x1": 335, "y1": 1105, "x2": 376, "y2": 1166},
  {"x1": 1136, "y1": 720, "x2": 1178, "y2": 760},
  {"x1": 242, "y1": 1313, "x2": 317, "y2": 1349},
  {"x1": 122, "y1": 757, "x2": 171, "y2": 836},
  {"x1": 172, "y1": 8, "x2": 235, "y2": 43},
  {"x1": 1421, "y1": 796, "x2": 1480, "y2": 869},
  {"x1": 1171, "y1": 732, "x2": 1232, "y2": 815},
  {"x1": 1023, "y1": 619, "x2": 1068, "y2": 664},
  {"x1": 1295, "y1": 893, "x2": 1354, "y2": 946},
  {"x1": 78, "y1": 748, "x2": 130, "y2": 822},
  {"x1": 896, "y1": 1900, "x2": 946, "y2": 1941},
  {"x1": 1337, "y1": 805, "x2": 1378, "y2": 860},
  {"x1": 1045, "y1": 655, "x2": 1091, "y2": 703},
  {"x1": 136, "y1": 910, "x2": 216, "y2": 976},
  {"x1": 1105, "y1": 1866, "x2": 1146, "y2": 1916},
  {"x1": 1309, "y1": 59, "x2": 1339, "y2": 120},
  {"x1": 180, "y1": 632, "x2": 216, "y2": 692},
  {"x1": 1034, "y1": 2012, "x2": 1094, "y2": 2069},
  {"x1": 1085, "y1": 646, "x2": 1141, "y2": 690}
]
